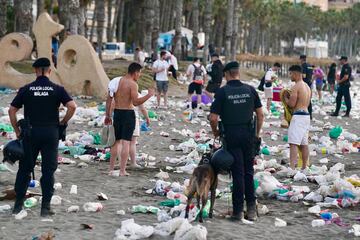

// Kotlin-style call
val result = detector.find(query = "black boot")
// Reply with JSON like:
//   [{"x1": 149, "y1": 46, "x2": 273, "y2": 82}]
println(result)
[
  {"x1": 230, "y1": 212, "x2": 244, "y2": 221},
  {"x1": 41, "y1": 203, "x2": 55, "y2": 217},
  {"x1": 246, "y1": 204, "x2": 258, "y2": 221},
  {"x1": 12, "y1": 199, "x2": 24, "y2": 214}
]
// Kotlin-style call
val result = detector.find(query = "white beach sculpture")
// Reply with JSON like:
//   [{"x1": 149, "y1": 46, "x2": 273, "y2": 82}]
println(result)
[{"x1": 0, "y1": 12, "x2": 109, "y2": 99}]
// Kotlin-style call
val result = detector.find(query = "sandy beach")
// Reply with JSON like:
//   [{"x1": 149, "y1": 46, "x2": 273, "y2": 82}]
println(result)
[{"x1": 0, "y1": 79, "x2": 360, "y2": 240}]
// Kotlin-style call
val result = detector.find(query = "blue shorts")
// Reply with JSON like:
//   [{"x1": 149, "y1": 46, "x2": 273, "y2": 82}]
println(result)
[{"x1": 156, "y1": 81, "x2": 169, "y2": 93}]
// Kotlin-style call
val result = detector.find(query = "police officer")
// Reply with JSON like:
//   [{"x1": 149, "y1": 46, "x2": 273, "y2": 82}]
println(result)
[
  {"x1": 209, "y1": 61, "x2": 264, "y2": 221},
  {"x1": 8, "y1": 58, "x2": 77, "y2": 216},
  {"x1": 300, "y1": 55, "x2": 313, "y2": 119},
  {"x1": 331, "y1": 56, "x2": 352, "y2": 117}
]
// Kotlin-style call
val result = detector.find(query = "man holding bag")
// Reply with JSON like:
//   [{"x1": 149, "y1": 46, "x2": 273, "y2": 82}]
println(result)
[{"x1": 209, "y1": 61, "x2": 264, "y2": 222}]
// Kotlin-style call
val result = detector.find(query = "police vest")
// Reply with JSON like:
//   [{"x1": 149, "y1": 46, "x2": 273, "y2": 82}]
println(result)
[
  {"x1": 23, "y1": 78, "x2": 61, "y2": 126},
  {"x1": 221, "y1": 84, "x2": 255, "y2": 125}
]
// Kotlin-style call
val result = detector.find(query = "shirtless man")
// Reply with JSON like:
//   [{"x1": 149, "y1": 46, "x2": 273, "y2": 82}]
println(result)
[
  {"x1": 104, "y1": 63, "x2": 154, "y2": 176},
  {"x1": 285, "y1": 65, "x2": 311, "y2": 170}
]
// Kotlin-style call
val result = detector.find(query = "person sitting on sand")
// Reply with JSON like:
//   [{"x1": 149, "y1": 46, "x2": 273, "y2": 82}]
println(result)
[
  {"x1": 285, "y1": 65, "x2": 311, "y2": 170},
  {"x1": 104, "y1": 63, "x2": 154, "y2": 176}
]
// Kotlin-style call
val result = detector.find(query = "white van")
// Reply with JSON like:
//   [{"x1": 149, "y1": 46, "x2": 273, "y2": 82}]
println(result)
[{"x1": 103, "y1": 42, "x2": 125, "y2": 60}]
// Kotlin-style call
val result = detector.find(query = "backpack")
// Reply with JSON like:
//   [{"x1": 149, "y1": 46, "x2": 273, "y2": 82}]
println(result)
[
  {"x1": 257, "y1": 74, "x2": 265, "y2": 91},
  {"x1": 193, "y1": 64, "x2": 204, "y2": 84}
]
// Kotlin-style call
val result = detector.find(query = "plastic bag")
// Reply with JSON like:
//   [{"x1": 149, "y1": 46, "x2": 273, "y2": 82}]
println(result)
[
  {"x1": 329, "y1": 125, "x2": 343, "y2": 139},
  {"x1": 114, "y1": 218, "x2": 154, "y2": 240},
  {"x1": 174, "y1": 219, "x2": 207, "y2": 240},
  {"x1": 154, "y1": 217, "x2": 185, "y2": 236},
  {"x1": 293, "y1": 171, "x2": 308, "y2": 182}
]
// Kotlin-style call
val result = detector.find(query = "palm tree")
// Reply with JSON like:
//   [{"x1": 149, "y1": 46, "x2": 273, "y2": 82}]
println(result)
[
  {"x1": 152, "y1": 0, "x2": 160, "y2": 59},
  {"x1": 14, "y1": 0, "x2": 33, "y2": 35},
  {"x1": 202, "y1": 0, "x2": 213, "y2": 65},
  {"x1": 0, "y1": 0, "x2": 7, "y2": 37},
  {"x1": 191, "y1": 0, "x2": 199, "y2": 58},
  {"x1": 225, "y1": 0, "x2": 234, "y2": 63},
  {"x1": 116, "y1": 0, "x2": 125, "y2": 42},
  {"x1": 173, "y1": 0, "x2": 183, "y2": 59},
  {"x1": 143, "y1": 0, "x2": 154, "y2": 54},
  {"x1": 231, "y1": 0, "x2": 240, "y2": 61},
  {"x1": 37, "y1": 0, "x2": 45, "y2": 18},
  {"x1": 96, "y1": 0, "x2": 105, "y2": 60},
  {"x1": 106, "y1": 0, "x2": 113, "y2": 42}
]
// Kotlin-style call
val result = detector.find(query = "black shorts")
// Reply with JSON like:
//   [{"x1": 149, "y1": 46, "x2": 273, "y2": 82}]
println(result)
[
  {"x1": 205, "y1": 82, "x2": 221, "y2": 93},
  {"x1": 113, "y1": 109, "x2": 135, "y2": 141},
  {"x1": 327, "y1": 78, "x2": 335, "y2": 85},
  {"x1": 188, "y1": 82, "x2": 202, "y2": 95}
]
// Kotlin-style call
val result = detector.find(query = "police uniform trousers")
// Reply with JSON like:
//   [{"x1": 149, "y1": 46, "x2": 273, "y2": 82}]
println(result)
[
  {"x1": 225, "y1": 125, "x2": 256, "y2": 215},
  {"x1": 335, "y1": 84, "x2": 351, "y2": 114},
  {"x1": 15, "y1": 126, "x2": 59, "y2": 204}
]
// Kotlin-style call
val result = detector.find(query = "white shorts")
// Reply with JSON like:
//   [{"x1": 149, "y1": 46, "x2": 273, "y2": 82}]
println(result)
[
  {"x1": 288, "y1": 115, "x2": 310, "y2": 145},
  {"x1": 133, "y1": 117, "x2": 140, "y2": 137},
  {"x1": 264, "y1": 87, "x2": 273, "y2": 99}
]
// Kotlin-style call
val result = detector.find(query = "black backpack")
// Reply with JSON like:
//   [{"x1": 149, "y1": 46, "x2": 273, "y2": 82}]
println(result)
[{"x1": 257, "y1": 75, "x2": 265, "y2": 91}]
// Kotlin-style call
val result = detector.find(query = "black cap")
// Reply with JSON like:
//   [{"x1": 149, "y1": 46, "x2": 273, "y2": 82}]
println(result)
[
  {"x1": 339, "y1": 56, "x2": 348, "y2": 61},
  {"x1": 223, "y1": 61, "x2": 240, "y2": 72},
  {"x1": 32, "y1": 58, "x2": 51, "y2": 68},
  {"x1": 299, "y1": 55, "x2": 306, "y2": 60},
  {"x1": 211, "y1": 53, "x2": 219, "y2": 58},
  {"x1": 289, "y1": 65, "x2": 302, "y2": 73}
]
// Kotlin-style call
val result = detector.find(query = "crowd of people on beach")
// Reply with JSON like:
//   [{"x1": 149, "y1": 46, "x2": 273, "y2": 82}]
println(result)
[{"x1": 4, "y1": 46, "x2": 355, "y2": 223}]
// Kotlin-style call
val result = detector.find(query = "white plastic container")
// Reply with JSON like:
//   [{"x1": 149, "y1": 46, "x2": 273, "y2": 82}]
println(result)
[
  {"x1": 83, "y1": 202, "x2": 103, "y2": 212},
  {"x1": 0, "y1": 204, "x2": 11, "y2": 213},
  {"x1": 70, "y1": 185, "x2": 78, "y2": 194},
  {"x1": 312, "y1": 219, "x2": 325, "y2": 227}
]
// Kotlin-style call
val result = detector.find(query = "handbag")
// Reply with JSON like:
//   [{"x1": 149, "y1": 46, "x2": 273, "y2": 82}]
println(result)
[{"x1": 101, "y1": 125, "x2": 115, "y2": 146}]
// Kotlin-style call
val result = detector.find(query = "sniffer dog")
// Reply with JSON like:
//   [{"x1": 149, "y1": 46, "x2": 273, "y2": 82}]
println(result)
[{"x1": 185, "y1": 150, "x2": 218, "y2": 223}]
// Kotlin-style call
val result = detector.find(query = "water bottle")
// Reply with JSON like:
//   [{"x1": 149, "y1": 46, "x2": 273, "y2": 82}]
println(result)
[
  {"x1": 50, "y1": 195, "x2": 62, "y2": 205},
  {"x1": 14, "y1": 210, "x2": 27, "y2": 220},
  {"x1": 70, "y1": 185, "x2": 78, "y2": 194},
  {"x1": 53, "y1": 182, "x2": 62, "y2": 190},
  {"x1": 83, "y1": 202, "x2": 103, "y2": 212},
  {"x1": 28, "y1": 180, "x2": 40, "y2": 188},
  {"x1": 157, "y1": 210, "x2": 171, "y2": 222},
  {"x1": 320, "y1": 212, "x2": 332, "y2": 221},
  {"x1": 24, "y1": 197, "x2": 38, "y2": 208},
  {"x1": 0, "y1": 204, "x2": 11, "y2": 213},
  {"x1": 312, "y1": 219, "x2": 325, "y2": 227},
  {"x1": 67, "y1": 205, "x2": 80, "y2": 213}
]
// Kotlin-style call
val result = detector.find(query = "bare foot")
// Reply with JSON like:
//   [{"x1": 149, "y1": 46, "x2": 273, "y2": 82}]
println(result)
[
  {"x1": 119, "y1": 171, "x2": 130, "y2": 176},
  {"x1": 129, "y1": 164, "x2": 142, "y2": 169}
]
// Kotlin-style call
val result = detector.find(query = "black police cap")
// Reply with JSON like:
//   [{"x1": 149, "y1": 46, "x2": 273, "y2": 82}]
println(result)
[
  {"x1": 223, "y1": 61, "x2": 240, "y2": 72},
  {"x1": 339, "y1": 56, "x2": 348, "y2": 61},
  {"x1": 289, "y1": 65, "x2": 302, "y2": 73},
  {"x1": 299, "y1": 55, "x2": 306, "y2": 60},
  {"x1": 32, "y1": 58, "x2": 51, "y2": 68}
]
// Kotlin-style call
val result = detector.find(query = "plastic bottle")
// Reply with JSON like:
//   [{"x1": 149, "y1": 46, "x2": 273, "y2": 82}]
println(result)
[
  {"x1": 83, "y1": 202, "x2": 103, "y2": 212},
  {"x1": 157, "y1": 210, "x2": 171, "y2": 222},
  {"x1": 312, "y1": 219, "x2": 325, "y2": 227},
  {"x1": 24, "y1": 197, "x2": 38, "y2": 208},
  {"x1": 159, "y1": 199, "x2": 181, "y2": 207},
  {"x1": 70, "y1": 185, "x2": 78, "y2": 194},
  {"x1": 320, "y1": 212, "x2": 332, "y2": 221},
  {"x1": 15, "y1": 210, "x2": 27, "y2": 220},
  {"x1": 28, "y1": 180, "x2": 40, "y2": 188},
  {"x1": 132, "y1": 205, "x2": 148, "y2": 213},
  {"x1": 0, "y1": 204, "x2": 11, "y2": 213},
  {"x1": 67, "y1": 205, "x2": 80, "y2": 213},
  {"x1": 50, "y1": 195, "x2": 62, "y2": 205},
  {"x1": 53, "y1": 183, "x2": 62, "y2": 190}
]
